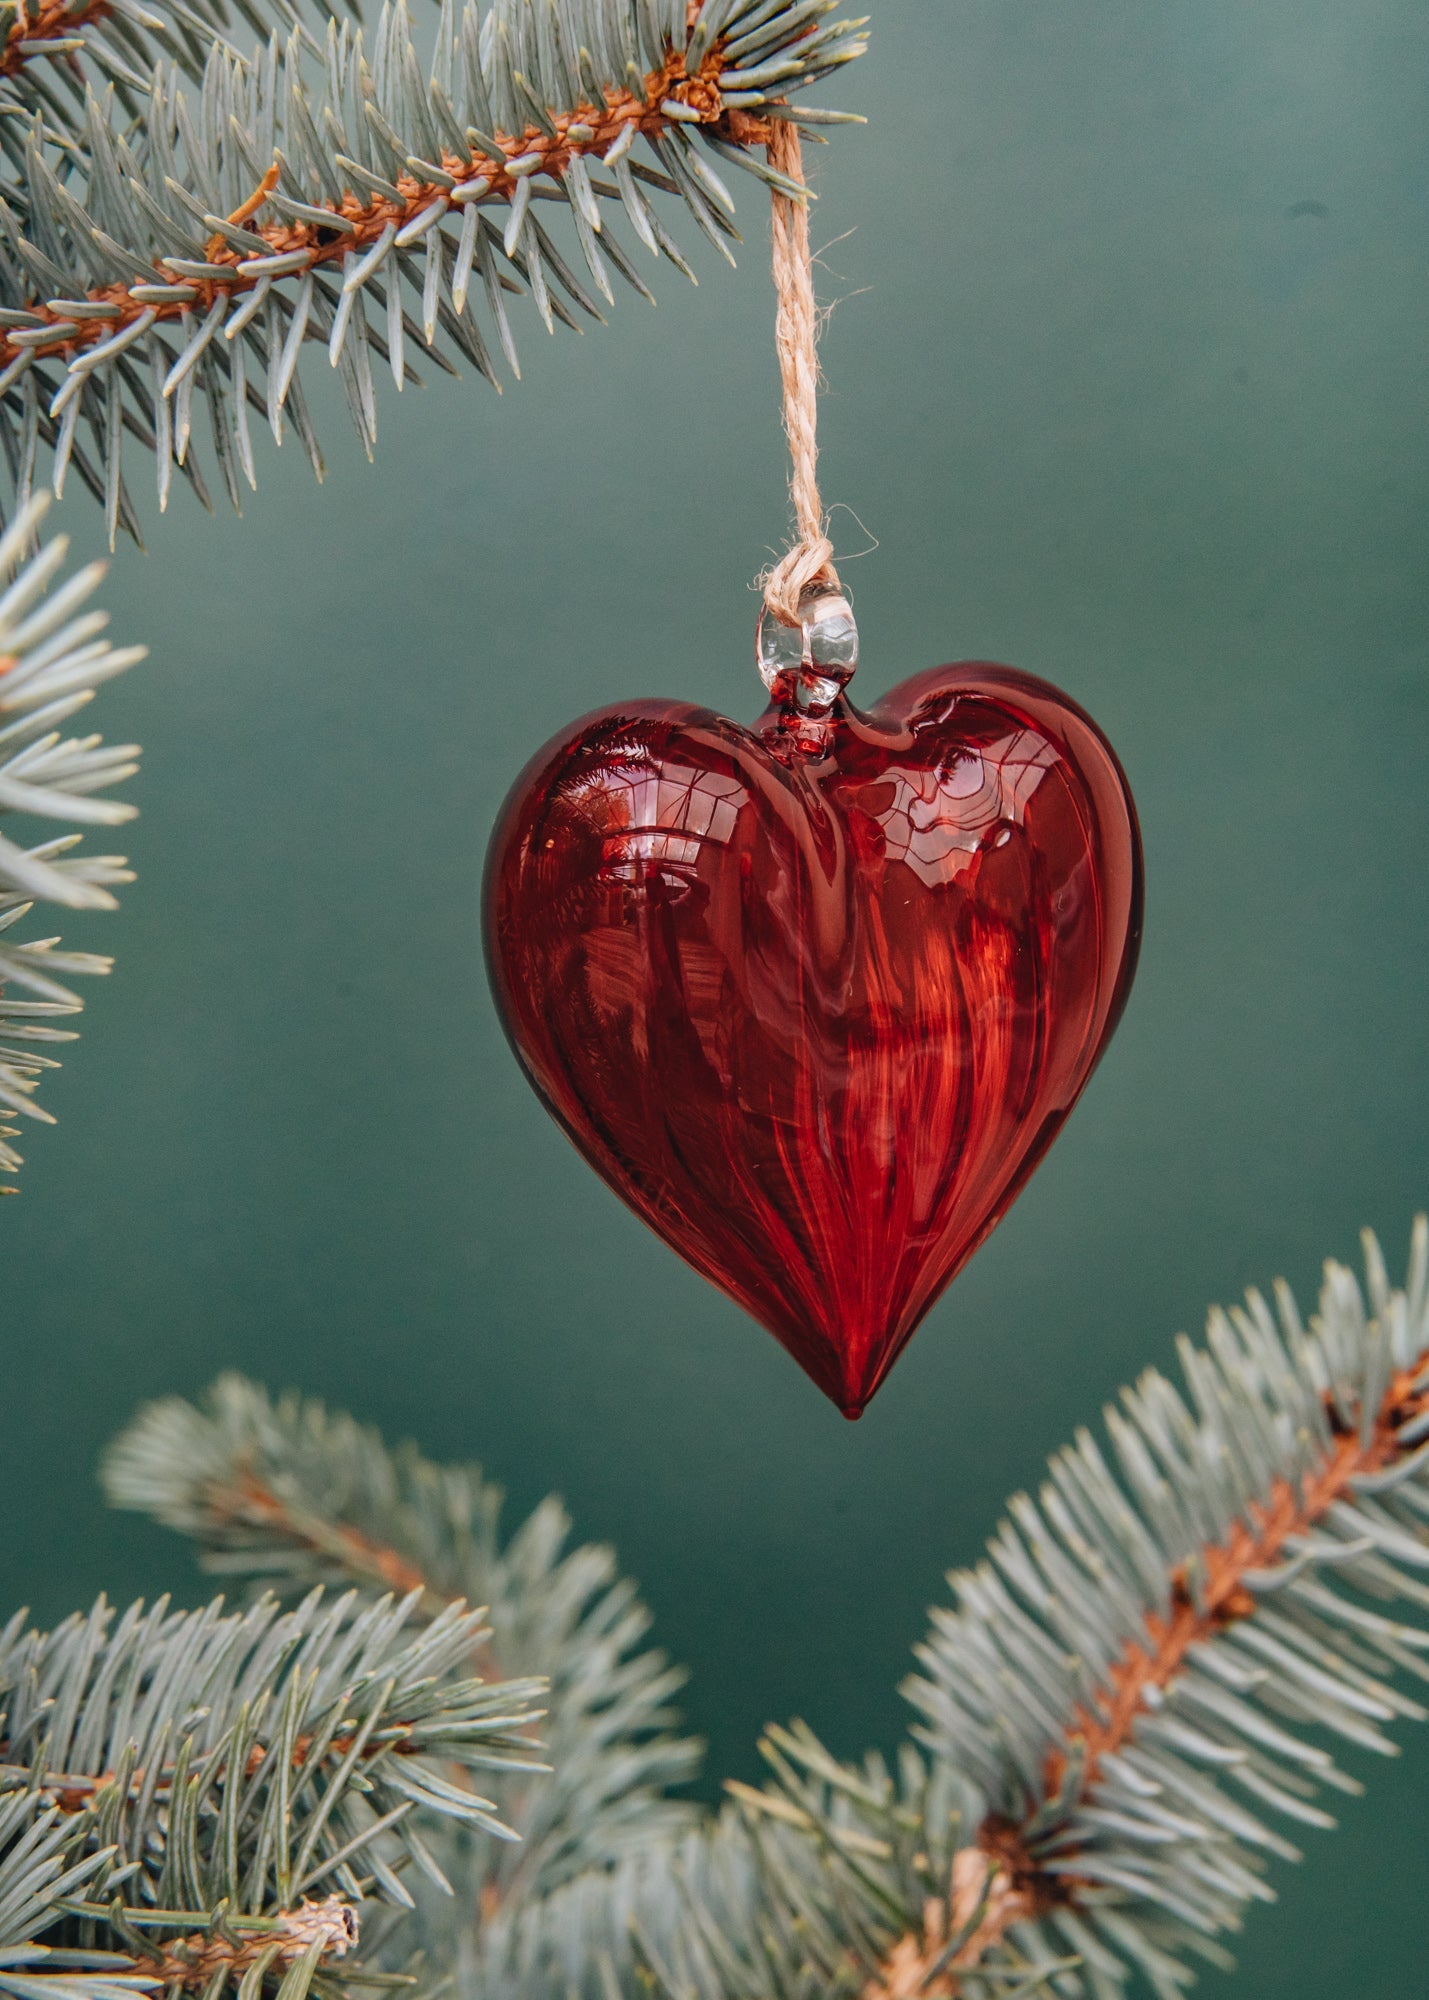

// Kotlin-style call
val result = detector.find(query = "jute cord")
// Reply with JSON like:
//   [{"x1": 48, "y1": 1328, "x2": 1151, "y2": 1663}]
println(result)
[{"x1": 763, "y1": 118, "x2": 839, "y2": 626}]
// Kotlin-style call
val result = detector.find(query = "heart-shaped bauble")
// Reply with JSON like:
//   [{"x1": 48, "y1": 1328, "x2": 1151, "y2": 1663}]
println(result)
[{"x1": 485, "y1": 664, "x2": 1142, "y2": 1416}]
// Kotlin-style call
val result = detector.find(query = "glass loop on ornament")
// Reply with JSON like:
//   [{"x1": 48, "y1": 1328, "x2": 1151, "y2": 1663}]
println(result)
[{"x1": 756, "y1": 589, "x2": 859, "y2": 716}]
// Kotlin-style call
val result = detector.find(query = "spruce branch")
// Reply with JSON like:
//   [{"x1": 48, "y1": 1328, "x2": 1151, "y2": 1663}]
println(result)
[
  {"x1": 0, "y1": 0, "x2": 868, "y2": 544},
  {"x1": 106, "y1": 1220, "x2": 1429, "y2": 1999},
  {"x1": 724, "y1": 1220, "x2": 1429, "y2": 2000},
  {"x1": 0, "y1": 1588, "x2": 546, "y2": 2000},
  {"x1": 102, "y1": 1379, "x2": 704, "y2": 1910},
  {"x1": 0, "y1": 490, "x2": 142, "y2": 1191}
]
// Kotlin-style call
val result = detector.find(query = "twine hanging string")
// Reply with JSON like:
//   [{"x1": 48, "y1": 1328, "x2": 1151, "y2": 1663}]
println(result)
[{"x1": 762, "y1": 118, "x2": 841, "y2": 627}]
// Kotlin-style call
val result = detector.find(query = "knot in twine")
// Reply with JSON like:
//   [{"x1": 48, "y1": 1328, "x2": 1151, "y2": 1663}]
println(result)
[{"x1": 762, "y1": 117, "x2": 839, "y2": 627}]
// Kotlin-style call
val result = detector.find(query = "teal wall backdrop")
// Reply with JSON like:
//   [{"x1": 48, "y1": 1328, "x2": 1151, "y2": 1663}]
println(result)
[{"x1": 3, "y1": 0, "x2": 1425, "y2": 1992}]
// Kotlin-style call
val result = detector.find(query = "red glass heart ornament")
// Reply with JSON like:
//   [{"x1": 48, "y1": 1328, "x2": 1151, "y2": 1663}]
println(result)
[{"x1": 485, "y1": 629, "x2": 1141, "y2": 1417}]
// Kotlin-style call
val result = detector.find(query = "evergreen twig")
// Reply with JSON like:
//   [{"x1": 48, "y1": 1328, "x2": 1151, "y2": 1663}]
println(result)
[
  {"x1": 106, "y1": 1220, "x2": 1429, "y2": 1998},
  {"x1": 0, "y1": 0, "x2": 868, "y2": 545},
  {"x1": 102, "y1": 1379, "x2": 704, "y2": 1908},
  {"x1": 0, "y1": 1586, "x2": 547, "y2": 2000},
  {"x1": 0, "y1": 491, "x2": 141, "y2": 1190}
]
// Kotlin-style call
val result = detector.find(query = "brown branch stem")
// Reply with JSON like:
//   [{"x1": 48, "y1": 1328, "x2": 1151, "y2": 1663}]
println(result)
[
  {"x1": 126, "y1": 1895, "x2": 358, "y2": 1993},
  {"x1": 201, "y1": 1466, "x2": 507, "y2": 1687},
  {"x1": 214, "y1": 1467, "x2": 440, "y2": 1608},
  {"x1": 12, "y1": 1715, "x2": 421, "y2": 1815},
  {"x1": 0, "y1": 34, "x2": 767, "y2": 374}
]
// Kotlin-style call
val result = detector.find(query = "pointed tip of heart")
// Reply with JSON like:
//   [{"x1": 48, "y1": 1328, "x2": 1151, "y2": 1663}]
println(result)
[{"x1": 840, "y1": 1401, "x2": 865, "y2": 1421}]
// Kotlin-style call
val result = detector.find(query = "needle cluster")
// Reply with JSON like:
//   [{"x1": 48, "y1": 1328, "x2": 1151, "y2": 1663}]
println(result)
[{"x1": 0, "y1": 493, "x2": 141, "y2": 1189}]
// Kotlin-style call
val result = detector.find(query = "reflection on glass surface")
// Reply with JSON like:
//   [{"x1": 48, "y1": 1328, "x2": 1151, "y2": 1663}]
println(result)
[
  {"x1": 593, "y1": 762, "x2": 749, "y2": 887},
  {"x1": 871, "y1": 729, "x2": 1057, "y2": 888}
]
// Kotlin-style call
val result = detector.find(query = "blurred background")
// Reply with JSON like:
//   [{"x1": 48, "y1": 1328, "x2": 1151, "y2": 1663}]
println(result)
[{"x1": 3, "y1": 0, "x2": 1426, "y2": 1991}]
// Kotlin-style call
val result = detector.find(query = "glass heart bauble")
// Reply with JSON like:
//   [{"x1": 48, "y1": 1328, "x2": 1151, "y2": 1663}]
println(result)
[{"x1": 485, "y1": 662, "x2": 1142, "y2": 1416}]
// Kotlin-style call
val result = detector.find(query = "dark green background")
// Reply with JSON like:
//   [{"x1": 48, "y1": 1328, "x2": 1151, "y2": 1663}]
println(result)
[{"x1": 4, "y1": 0, "x2": 1426, "y2": 1991}]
